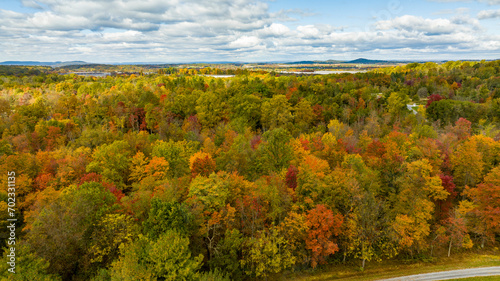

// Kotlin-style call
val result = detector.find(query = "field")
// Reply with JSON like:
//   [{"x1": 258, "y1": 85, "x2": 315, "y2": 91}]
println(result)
[{"x1": 281, "y1": 251, "x2": 500, "y2": 280}]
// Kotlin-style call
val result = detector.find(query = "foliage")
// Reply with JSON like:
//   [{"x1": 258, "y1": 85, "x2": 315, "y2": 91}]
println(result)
[
  {"x1": 305, "y1": 205, "x2": 343, "y2": 268},
  {"x1": 465, "y1": 166, "x2": 500, "y2": 241},
  {"x1": 143, "y1": 198, "x2": 195, "y2": 239},
  {"x1": 0, "y1": 243, "x2": 61, "y2": 281},
  {"x1": 88, "y1": 213, "x2": 140, "y2": 267},
  {"x1": 254, "y1": 128, "x2": 293, "y2": 174},
  {"x1": 242, "y1": 226, "x2": 295, "y2": 278},
  {"x1": 427, "y1": 99, "x2": 485, "y2": 124},
  {"x1": 261, "y1": 94, "x2": 292, "y2": 130},
  {"x1": 1, "y1": 61, "x2": 499, "y2": 280},
  {"x1": 152, "y1": 139, "x2": 198, "y2": 178},
  {"x1": 110, "y1": 231, "x2": 203, "y2": 281},
  {"x1": 86, "y1": 140, "x2": 133, "y2": 189},
  {"x1": 190, "y1": 151, "x2": 216, "y2": 178},
  {"x1": 26, "y1": 182, "x2": 117, "y2": 279}
]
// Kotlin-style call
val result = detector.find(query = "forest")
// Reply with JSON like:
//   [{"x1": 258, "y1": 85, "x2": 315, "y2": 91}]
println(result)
[{"x1": 0, "y1": 60, "x2": 499, "y2": 280}]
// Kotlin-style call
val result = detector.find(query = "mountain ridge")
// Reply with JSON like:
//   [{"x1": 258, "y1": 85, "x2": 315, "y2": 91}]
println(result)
[{"x1": 2, "y1": 58, "x2": 488, "y2": 67}]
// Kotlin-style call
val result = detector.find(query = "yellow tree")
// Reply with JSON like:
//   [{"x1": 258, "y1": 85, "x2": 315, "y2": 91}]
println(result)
[
  {"x1": 129, "y1": 152, "x2": 169, "y2": 191},
  {"x1": 296, "y1": 154, "x2": 331, "y2": 205},
  {"x1": 387, "y1": 91, "x2": 410, "y2": 121},
  {"x1": 451, "y1": 138, "x2": 484, "y2": 189},
  {"x1": 391, "y1": 159, "x2": 448, "y2": 254},
  {"x1": 469, "y1": 135, "x2": 500, "y2": 176},
  {"x1": 242, "y1": 226, "x2": 295, "y2": 278},
  {"x1": 294, "y1": 99, "x2": 315, "y2": 132},
  {"x1": 278, "y1": 212, "x2": 309, "y2": 265}
]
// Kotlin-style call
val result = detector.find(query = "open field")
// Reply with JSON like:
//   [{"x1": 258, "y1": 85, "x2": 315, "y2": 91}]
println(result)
[{"x1": 279, "y1": 251, "x2": 500, "y2": 281}]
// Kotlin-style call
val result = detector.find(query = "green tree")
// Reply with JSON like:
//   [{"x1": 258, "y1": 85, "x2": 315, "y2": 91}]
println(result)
[
  {"x1": 86, "y1": 140, "x2": 133, "y2": 189},
  {"x1": 209, "y1": 229, "x2": 245, "y2": 279},
  {"x1": 0, "y1": 243, "x2": 61, "y2": 281},
  {"x1": 261, "y1": 94, "x2": 292, "y2": 130},
  {"x1": 344, "y1": 191, "x2": 391, "y2": 269},
  {"x1": 88, "y1": 213, "x2": 140, "y2": 268},
  {"x1": 294, "y1": 98, "x2": 315, "y2": 132},
  {"x1": 152, "y1": 140, "x2": 198, "y2": 179},
  {"x1": 196, "y1": 90, "x2": 226, "y2": 128},
  {"x1": 387, "y1": 91, "x2": 410, "y2": 120},
  {"x1": 216, "y1": 133, "x2": 255, "y2": 177},
  {"x1": 110, "y1": 231, "x2": 203, "y2": 281},
  {"x1": 143, "y1": 198, "x2": 195, "y2": 239},
  {"x1": 229, "y1": 93, "x2": 262, "y2": 129},
  {"x1": 242, "y1": 227, "x2": 295, "y2": 278},
  {"x1": 27, "y1": 182, "x2": 117, "y2": 279},
  {"x1": 188, "y1": 172, "x2": 231, "y2": 213},
  {"x1": 254, "y1": 128, "x2": 293, "y2": 174}
]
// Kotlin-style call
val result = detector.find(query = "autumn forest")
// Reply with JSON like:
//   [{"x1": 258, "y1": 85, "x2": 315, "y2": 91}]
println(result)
[{"x1": 0, "y1": 60, "x2": 499, "y2": 280}]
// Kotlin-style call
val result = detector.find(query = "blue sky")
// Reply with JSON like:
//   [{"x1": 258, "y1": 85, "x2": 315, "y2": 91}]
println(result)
[{"x1": 0, "y1": 0, "x2": 499, "y2": 63}]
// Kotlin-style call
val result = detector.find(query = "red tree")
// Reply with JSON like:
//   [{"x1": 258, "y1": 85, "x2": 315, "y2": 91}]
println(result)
[
  {"x1": 426, "y1": 93, "x2": 443, "y2": 108},
  {"x1": 306, "y1": 204, "x2": 343, "y2": 268}
]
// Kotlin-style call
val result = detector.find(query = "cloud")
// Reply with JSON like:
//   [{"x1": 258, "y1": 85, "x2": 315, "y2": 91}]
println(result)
[
  {"x1": 430, "y1": 0, "x2": 500, "y2": 4},
  {"x1": 297, "y1": 25, "x2": 321, "y2": 38},
  {"x1": 258, "y1": 23, "x2": 291, "y2": 37},
  {"x1": 375, "y1": 15, "x2": 471, "y2": 35},
  {"x1": 434, "y1": 7, "x2": 470, "y2": 15},
  {"x1": 480, "y1": 0, "x2": 500, "y2": 4},
  {"x1": 27, "y1": 12, "x2": 92, "y2": 30},
  {"x1": 478, "y1": 9, "x2": 500, "y2": 18},
  {"x1": 21, "y1": 0, "x2": 44, "y2": 9},
  {"x1": 0, "y1": 0, "x2": 498, "y2": 62},
  {"x1": 229, "y1": 36, "x2": 261, "y2": 49},
  {"x1": 10, "y1": 0, "x2": 274, "y2": 32}
]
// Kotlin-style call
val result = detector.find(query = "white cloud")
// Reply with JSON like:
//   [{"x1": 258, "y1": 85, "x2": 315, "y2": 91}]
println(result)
[
  {"x1": 20, "y1": 0, "x2": 44, "y2": 9},
  {"x1": 259, "y1": 23, "x2": 290, "y2": 37},
  {"x1": 430, "y1": 0, "x2": 500, "y2": 4},
  {"x1": 479, "y1": 0, "x2": 500, "y2": 4},
  {"x1": 101, "y1": 30, "x2": 143, "y2": 42},
  {"x1": 229, "y1": 36, "x2": 261, "y2": 49},
  {"x1": 27, "y1": 12, "x2": 92, "y2": 30},
  {"x1": 375, "y1": 15, "x2": 467, "y2": 35},
  {"x1": 297, "y1": 25, "x2": 321, "y2": 38},
  {"x1": 478, "y1": 9, "x2": 500, "y2": 18},
  {"x1": 0, "y1": 1, "x2": 498, "y2": 62}
]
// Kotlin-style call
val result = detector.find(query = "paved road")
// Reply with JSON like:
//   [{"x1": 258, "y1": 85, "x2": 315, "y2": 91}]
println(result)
[{"x1": 379, "y1": 267, "x2": 500, "y2": 280}]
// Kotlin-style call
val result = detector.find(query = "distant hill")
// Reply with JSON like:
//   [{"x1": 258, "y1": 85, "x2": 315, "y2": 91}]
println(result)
[
  {"x1": 0, "y1": 61, "x2": 89, "y2": 67},
  {"x1": 0, "y1": 61, "x2": 48, "y2": 66},
  {"x1": 286, "y1": 61, "x2": 317, "y2": 64},
  {"x1": 344, "y1": 58, "x2": 395, "y2": 64},
  {"x1": 285, "y1": 58, "x2": 412, "y2": 65},
  {"x1": 0, "y1": 59, "x2": 432, "y2": 66},
  {"x1": 54, "y1": 61, "x2": 89, "y2": 67},
  {"x1": 286, "y1": 60, "x2": 343, "y2": 64}
]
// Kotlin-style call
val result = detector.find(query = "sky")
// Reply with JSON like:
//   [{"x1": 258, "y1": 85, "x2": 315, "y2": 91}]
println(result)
[{"x1": 0, "y1": 0, "x2": 499, "y2": 63}]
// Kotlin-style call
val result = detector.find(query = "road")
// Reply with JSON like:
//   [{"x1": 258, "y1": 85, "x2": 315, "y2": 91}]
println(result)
[{"x1": 379, "y1": 267, "x2": 500, "y2": 280}]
